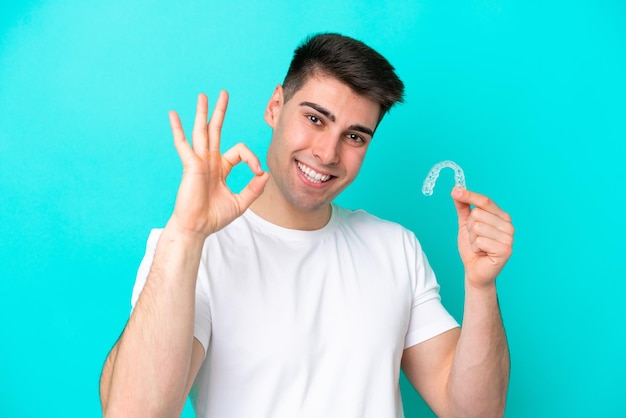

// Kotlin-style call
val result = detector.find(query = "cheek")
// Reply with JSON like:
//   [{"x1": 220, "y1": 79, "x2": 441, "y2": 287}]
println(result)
[
  {"x1": 266, "y1": 130, "x2": 300, "y2": 173},
  {"x1": 266, "y1": 140, "x2": 285, "y2": 173},
  {"x1": 341, "y1": 149, "x2": 367, "y2": 176},
  {"x1": 272, "y1": 120, "x2": 309, "y2": 151}
]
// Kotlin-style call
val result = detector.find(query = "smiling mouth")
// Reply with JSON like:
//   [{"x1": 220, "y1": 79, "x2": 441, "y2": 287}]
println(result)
[{"x1": 297, "y1": 161, "x2": 334, "y2": 184}]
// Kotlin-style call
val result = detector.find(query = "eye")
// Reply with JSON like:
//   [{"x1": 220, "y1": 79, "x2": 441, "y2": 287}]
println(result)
[
  {"x1": 306, "y1": 114, "x2": 323, "y2": 125},
  {"x1": 346, "y1": 132, "x2": 366, "y2": 145}
]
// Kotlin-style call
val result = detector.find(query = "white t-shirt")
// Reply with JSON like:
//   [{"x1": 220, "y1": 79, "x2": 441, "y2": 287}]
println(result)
[{"x1": 131, "y1": 204, "x2": 459, "y2": 418}]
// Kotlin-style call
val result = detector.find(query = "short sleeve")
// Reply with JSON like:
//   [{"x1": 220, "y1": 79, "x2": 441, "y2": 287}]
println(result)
[
  {"x1": 404, "y1": 238, "x2": 459, "y2": 349},
  {"x1": 130, "y1": 229, "x2": 161, "y2": 308},
  {"x1": 130, "y1": 228, "x2": 212, "y2": 353}
]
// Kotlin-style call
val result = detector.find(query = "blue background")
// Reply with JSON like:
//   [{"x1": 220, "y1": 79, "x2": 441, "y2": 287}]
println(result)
[{"x1": 1, "y1": 1, "x2": 624, "y2": 416}]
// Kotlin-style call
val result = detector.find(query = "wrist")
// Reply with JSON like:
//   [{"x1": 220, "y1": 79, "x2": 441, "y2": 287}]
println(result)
[
  {"x1": 163, "y1": 217, "x2": 210, "y2": 246},
  {"x1": 462, "y1": 278, "x2": 503, "y2": 322},
  {"x1": 464, "y1": 277, "x2": 498, "y2": 296}
]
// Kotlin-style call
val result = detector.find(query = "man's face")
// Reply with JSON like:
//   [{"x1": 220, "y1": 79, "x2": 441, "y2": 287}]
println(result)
[{"x1": 264, "y1": 74, "x2": 381, "y2": 215}]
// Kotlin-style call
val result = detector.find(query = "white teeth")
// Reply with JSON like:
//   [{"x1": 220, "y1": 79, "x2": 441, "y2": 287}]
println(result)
[{"x1": 297, "y1": 162, "x2": 332, "y2": 183}]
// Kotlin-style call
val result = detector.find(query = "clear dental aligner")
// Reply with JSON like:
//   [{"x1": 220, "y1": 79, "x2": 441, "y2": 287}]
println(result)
[{"x1": 422, "y1": 160, "x2": 466, "y2": 196}]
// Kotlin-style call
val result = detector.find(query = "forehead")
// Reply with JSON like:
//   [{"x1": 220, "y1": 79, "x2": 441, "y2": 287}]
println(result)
[{"x1": 290, "y1": 74, "x2": 381, "y2": 127}]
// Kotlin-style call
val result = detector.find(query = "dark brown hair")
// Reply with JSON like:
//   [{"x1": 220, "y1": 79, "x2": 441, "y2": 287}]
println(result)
[{"x1": 282, "y1": 33, "x2": 405, "y2": 119}]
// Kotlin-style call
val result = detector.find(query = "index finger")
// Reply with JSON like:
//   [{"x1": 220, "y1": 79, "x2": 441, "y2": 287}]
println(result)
[{"x1": 451, "y1": 188, "x2": 511, "y2": 222}]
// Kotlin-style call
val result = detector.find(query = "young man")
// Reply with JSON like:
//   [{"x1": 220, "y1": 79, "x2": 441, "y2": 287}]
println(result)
[{"x1": 100, "y1": 33, "x2": 514, "y2": 417}]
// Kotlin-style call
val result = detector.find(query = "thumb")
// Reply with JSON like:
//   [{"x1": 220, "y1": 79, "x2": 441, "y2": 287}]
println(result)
[
  {"x1": 237, "y1": 172, "x2": 270, "y2": 210},
  {"x1": 451, "y1": 187, "x2": 471, "y2": 228}
]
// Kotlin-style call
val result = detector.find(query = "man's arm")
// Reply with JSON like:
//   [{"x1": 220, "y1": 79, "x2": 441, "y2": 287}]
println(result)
[
  {"x1": 99, "y1": 92, "x2": 268, "y2": 416},
  {"x1": 402, "y1": 288, "x2": 509, "y2": 417},
  {"x1": 402, "y1": 188, "x2": 513, "y2": 418},
  {"x1": 100, "y1": 336, "x2": 206, "y2": 414},
  {"x1": 99, "y1": 224, "x2": 208, "y2": 417}
]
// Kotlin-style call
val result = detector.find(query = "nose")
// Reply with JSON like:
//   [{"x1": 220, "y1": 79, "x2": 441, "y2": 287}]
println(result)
[{"x1": 312, "y1": 134, "x2": 340, "y2": 165}]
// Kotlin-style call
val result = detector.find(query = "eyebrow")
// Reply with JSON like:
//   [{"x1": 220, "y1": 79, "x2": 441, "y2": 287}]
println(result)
[{"x1": 299, "y1": 101, "x2": 375, "y2": 137}]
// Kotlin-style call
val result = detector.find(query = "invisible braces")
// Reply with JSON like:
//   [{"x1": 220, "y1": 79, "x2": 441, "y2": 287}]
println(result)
[{"x1": 422, "y1": 160, "x2": 466, "y2": 196}]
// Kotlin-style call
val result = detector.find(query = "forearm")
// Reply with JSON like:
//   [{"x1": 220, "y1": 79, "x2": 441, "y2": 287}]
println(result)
[
  {"x1": 102, "y1": 221, "x2": 206, "y2": 417},
  {"x1": 447, "y1": 282, "x2": 510, "y2": 418}
]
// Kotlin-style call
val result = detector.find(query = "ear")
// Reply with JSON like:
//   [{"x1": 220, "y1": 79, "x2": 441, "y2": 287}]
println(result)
[{"x1": 264, "y1": 84, "x2": 284, "y2": 128}]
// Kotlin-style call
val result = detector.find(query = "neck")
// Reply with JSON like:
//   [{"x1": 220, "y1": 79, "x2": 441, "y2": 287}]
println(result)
[{"x1": 249, "y1": 179, "x2": 332, "y2": 231}]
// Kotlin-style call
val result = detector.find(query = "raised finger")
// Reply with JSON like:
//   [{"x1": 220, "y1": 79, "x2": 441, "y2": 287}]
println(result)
[
  {"x1": 191, "y1": 93, "x2": 209, "y2": 154},
  {"x1": 169, "y1": 110, "x2": 195, "y2": 164},
  {"x1": 207, "y1": 90, "x2": 229, "y2": 154}
]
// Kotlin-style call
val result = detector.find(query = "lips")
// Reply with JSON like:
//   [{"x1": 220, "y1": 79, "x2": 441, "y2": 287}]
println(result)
[{"x1": 296, "y1": 161, "x2": 334, "y2": 183}]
